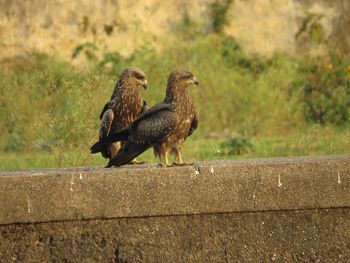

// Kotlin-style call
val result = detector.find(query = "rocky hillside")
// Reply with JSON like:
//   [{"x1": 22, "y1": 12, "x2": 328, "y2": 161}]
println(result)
[{"x1": 0, "y1": 0, "x2": 349, "y2": 61}]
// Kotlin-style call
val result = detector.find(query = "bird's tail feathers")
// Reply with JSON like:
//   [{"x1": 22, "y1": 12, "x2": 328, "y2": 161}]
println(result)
[
  {"x1": 106, "y1": 143, "x2": 150, "y2": 167},
  {"x1": 90, "y1": 128, "x2": 130, "y2": 154}
]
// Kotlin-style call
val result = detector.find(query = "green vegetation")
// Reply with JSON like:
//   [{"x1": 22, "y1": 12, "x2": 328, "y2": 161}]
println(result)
[
  {"x1": 1, "y1": 25, "x2": 349, "y2": 170},
  {"x1": 295, "y1": 12, "x2": 326, "y2": 44},
  {"x1": 295, "y1": 56, "x2": 350, "y2": 124},
  {"x1": 209, "y1": 0, "x2": 234, "y2": 33}
]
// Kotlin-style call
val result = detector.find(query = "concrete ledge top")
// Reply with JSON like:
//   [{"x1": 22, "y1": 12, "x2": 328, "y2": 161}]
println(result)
[{"x1": 1, "y1": 155, "x2": 350, "y2": 225}]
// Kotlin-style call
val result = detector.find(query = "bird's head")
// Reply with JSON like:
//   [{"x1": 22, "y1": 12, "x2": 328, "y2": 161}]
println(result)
[
  {"x1": 168, "y1": 70, "x2": 199, "y2": 88},
  {"x1": 121, "y1": 67, "x2": 148, "y2": 90}
]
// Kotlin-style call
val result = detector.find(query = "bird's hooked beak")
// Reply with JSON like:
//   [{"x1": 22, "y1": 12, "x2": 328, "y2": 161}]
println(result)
[
  {"x1": 192, "y1": 77, "x2": 199, "y2": 86},
  {"x1": 142, "y1": 79, "x2": 148, "y2": 90}
]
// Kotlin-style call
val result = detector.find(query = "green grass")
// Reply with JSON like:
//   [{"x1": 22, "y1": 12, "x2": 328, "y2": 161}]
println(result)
[
  {"x1": 0, "y1": 30, "x2": 349, "y2": 171},
  {"x1": 1, "y1": 125, "x2": 349, "y2": 171}
]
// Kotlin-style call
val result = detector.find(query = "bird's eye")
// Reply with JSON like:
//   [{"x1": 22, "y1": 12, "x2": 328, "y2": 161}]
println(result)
[
  {"x1": 182, "y1": 72, "x2": 193, "y2": 80},
  {"x1": 134, "y1": 72, "x2": 144, "y2": 80}
]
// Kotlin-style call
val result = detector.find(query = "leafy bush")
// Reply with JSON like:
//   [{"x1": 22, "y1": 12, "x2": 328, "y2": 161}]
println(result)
[
  {"x1": 295, "y1": 56, "x2": 350, "y2": 124},
  {"x1": 218, "y1": 135, "x2": 253, "y2": 156}
]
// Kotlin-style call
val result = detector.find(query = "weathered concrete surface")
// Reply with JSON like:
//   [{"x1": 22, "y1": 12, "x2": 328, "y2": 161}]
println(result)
[
  {"x1": 1, "y1": 156, "x2": 350, "y2": 262},
  {"x1": 1, "y1": 156, "x2": 350, "y2": 225},
  {"x1": 1, "y1": 209, "x2": 350, "y2": 262}
]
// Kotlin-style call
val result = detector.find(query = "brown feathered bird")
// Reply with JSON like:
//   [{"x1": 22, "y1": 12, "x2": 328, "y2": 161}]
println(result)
[
  {"x1": 98, "y1": 67, "x2": 148, "y2": 162},
  {"x1": 90, "y1": 69, "x2": 199, "y2": 167}
]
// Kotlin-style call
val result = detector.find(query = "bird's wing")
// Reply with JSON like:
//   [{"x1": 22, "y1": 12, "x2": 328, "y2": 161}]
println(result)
[
  {"x1": 99, "y1": 102, "x2": 110, "y2": 120},
  {"x1": 130, "y1": 109, "x2": 179, "y2": 144},
  {"x1": 105, "y1": 105, "x2": 179, "y2": 167},
  {"x1": 188, "y1": 110, "x2": 199, "y2": 137},
  {"x1": 133, "y1": 103, "x2": 173, "y2": 125},
  {"x1": 91, "y1": 103, "x2": 176, "y2": 154},
  {"x1": 99, "y1": 109, "x2": 114, "y2": 139}
]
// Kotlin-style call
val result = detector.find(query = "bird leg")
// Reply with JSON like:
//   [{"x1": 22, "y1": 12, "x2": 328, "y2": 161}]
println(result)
[
  {"x1": 175, "y1": 152, "x2": 184, "y2": 165},
  {"x1": 158, "y1": 151, "x2": 170, "y2": 167},
  {"x1": 172, "y1": 152, "x2": 188, "y2": 166},
  {"x1": 164, "y1": 151, "x2": 169, "y2": 166},
  {"x1": 172, "y1": 151, "x2": 193, "y2": 166}
]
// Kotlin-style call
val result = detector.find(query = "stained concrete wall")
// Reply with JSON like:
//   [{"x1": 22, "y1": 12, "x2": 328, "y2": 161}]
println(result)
[{"x1": 1, "y1": 156, "x2": 350, "y2": 262}]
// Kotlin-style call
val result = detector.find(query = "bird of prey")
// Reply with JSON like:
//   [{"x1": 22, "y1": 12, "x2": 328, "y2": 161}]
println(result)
[
  {"x1": 97, "y1": 67, "x2": 148, "y2": 162},
  {"x1": 90, "y1": 69, "x2": 199, "y2": 167}
]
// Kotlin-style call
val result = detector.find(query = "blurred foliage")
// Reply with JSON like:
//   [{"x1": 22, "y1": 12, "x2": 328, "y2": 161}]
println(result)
[
  {"x1": 2, "y1": 125, "x2": 350, "y2": 170},
  {"x1": 71, "y1": 42, "x2": 98, "y2": 60},
  {"x1": 0, "y1": 53, "x2": 112, "y2": 166},
  {"x1": 209, "y1": 0, "x2": 234, "y2": 33},
  {"x1": 220, "y1": 35, "x2": 267, "y2": 75},
  {"x1": 218, "y1": 135, "x2": 253, "y2": 156},
  {"x1": 78, "y1": 15, "x2": 125, "y2": 38},
  {"x1": 0, "y1": 18, "x2": 349, "y2": 169},
  {"x1": 293, "y1": 57, "x2": 350, "y2": 124},
  {"x1": 295, "y1": 12, "x2": 326, "y2": 44}
]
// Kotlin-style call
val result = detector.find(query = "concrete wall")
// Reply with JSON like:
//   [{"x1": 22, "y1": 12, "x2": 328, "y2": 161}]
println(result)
[
  {"x1": 1, "y1": 156, "x2": 350, "y2": 262},
  {"x1": 0, "y1": 0, "x2": 349, "y2": 61}
]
